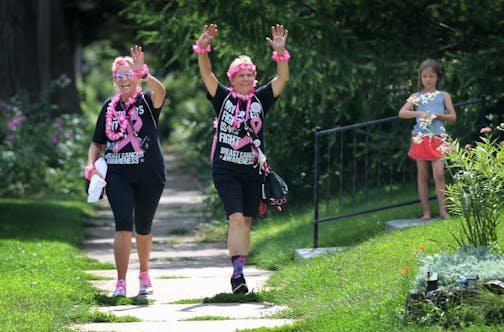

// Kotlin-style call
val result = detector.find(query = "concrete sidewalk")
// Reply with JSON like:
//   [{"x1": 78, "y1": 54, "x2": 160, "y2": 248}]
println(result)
[{"x1": 74, "y1": 151, "x2": 293, "y2": 332}]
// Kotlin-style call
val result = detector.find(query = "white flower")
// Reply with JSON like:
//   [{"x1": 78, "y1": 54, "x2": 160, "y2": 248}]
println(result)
[
  {"x1": 412, "y1": 135, "x2": 424, "y2": 144},
  {"x1": 407, "y1": 96, "x2": 420, "y2": 106}
]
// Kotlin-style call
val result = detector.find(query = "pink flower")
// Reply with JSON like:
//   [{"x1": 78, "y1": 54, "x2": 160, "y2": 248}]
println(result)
[
  {"x1": 7, "y1": 114, "x2": 26, "y2": 130},
  {"x1": 480, "y1": 127, "x2": 492, "y2": 134},
  {"x1": 465, "y1": 144, "x2": 472, "y2": 150},
  {"x1": 500, "y1": 141, "x2": 504, "y2": 146}
]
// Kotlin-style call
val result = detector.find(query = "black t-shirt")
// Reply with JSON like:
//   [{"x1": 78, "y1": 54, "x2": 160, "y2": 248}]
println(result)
[
  {"x1": 92, "y1": 90, "x2": 166, "y2": 184},
  {"x1": 208, "y1": 82, "x2": 276, "y2": 174}
]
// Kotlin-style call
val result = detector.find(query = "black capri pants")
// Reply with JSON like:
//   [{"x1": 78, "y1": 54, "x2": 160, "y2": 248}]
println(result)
[
  {"x1": 106, "y1": 173, "x2": 165, "y2": 235},
  {"x1": 213, "y1": 167, "x2": 262, "y2": 219}
]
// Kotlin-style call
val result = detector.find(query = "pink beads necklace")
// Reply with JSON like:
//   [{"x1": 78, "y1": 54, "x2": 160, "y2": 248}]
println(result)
[{"x1": 105, "y1": 87, "x2": 141, "y2": 141}]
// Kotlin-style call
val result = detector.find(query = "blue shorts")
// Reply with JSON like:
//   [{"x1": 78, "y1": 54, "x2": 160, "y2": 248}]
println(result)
[{"x1": 212, "y1": 167, "x2": 262, "y2": 219}]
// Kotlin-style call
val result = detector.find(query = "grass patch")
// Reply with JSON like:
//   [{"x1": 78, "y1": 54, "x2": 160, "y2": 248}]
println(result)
[
  {"x1": 168, "y1": 227, "x2": 190, "y2": 235},
  {"x1": 194, "y1": 219, "x2": 228, "y2": 242},
  {"x1": 74, "y1": 310, "x2": 140, "y2": 323},
  {"x1": 170, "y1": 292, "x2": 263, "y2": 305},
  {"x1": 94, "y1": 294, "x2": 151, "y2": 306},
  {"x1": 248, "y1": 199, "x2": 504, "y2": 331},
  {"x1": 153, "y1": 239, "x2": 184, "y2": 245},
  {"x1": 203, "y1": 292, "x2": 262, "y2": 303},
  {"x1": 170, "y1": 298, "x2": 205, "y2": 304},
  {"x1": 0, "y1": 198, "x2": 120, "y2": 331}
]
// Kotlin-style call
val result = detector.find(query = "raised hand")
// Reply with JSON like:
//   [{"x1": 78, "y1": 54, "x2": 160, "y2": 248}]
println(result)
[
  {"x1": 266, "y1": 24, "x2": 288, "y2": 51},
  {"x1": 129, "y1": 45, "x2": 145, "y2": 71},
  {"x1": 198, "y1": 24, "x2": 218, "y2": 48}
]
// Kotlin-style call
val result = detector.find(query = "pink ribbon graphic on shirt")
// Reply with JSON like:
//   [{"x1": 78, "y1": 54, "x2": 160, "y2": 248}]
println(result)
[
  {"x1": 229, "y1": 116, "x2": 263, "y2": 151},
  {"x1": 111, "y1": 111, "x2": 144, "y2": 152}
]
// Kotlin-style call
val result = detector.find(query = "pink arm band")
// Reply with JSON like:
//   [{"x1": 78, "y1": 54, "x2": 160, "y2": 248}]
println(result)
[
  {"x1": 192, "y1": 40, "x2": 211, "y2": 54},
  {"x1": 134, "y1": 64, "x2": 150, "y2": 79},
  {"x1": 84, "y1": 164, "x2": 96, "y2": 180},
  {"x1": 272, "y1": 50, "x2": 291, "y2": 62}
]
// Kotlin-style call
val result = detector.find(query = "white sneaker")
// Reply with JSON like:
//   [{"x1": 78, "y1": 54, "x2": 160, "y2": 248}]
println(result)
[
  {"x1": 138, "y1": 271, "x2": 153, "y2": 295},
  {"x1": 112, "y1": 279, "x2": 126, "y2": 297}
]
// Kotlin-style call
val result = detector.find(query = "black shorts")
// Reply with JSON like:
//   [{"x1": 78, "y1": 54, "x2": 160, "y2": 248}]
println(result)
[
  {"x1": 213, "y1": 167, "x2": 262, "y2": 219},
  {"x1": 105, "y1": 172, "x2": 164, "y2": 234}
]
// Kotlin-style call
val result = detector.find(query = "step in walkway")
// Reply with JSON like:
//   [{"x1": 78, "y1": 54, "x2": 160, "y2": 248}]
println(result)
[
  {"x1": 74, "y1": 151, "x2": 293, "y2": 332},
  {"x1": 295, "y1": 218, "x2": 440, "y2": 261}
]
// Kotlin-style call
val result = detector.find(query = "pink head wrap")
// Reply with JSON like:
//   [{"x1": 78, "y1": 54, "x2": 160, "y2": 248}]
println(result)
[
  {"x1": 227, "y1": 63, "x2": 256, "y2": 81},
  {"x1": 111, "y1": 57, "x2": 132, "y2": 76}
]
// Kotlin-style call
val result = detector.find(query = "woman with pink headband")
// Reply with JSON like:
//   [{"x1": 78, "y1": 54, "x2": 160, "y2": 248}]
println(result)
[
  {"x1": 194, "y1": 24, "x2": 290, "y2": 294},
  {"x1": 84, "y1": 45, "x2": 166, "y2": 297}
]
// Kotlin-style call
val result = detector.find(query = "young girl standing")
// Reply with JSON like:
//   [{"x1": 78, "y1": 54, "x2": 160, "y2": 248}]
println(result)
[{"x1": 399, "y1": 59, "x2": 456, "y2": 220}]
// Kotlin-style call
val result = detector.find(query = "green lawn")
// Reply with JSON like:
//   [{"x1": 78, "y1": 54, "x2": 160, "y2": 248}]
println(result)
[
  {"x1": 0, "y1": 199, "x2": 115, "y2": 331},
  {"x1": 1, "y1": 195, "x2": 503, "y2": 331},
  {"x1": 248, "y1": 201, "x2": 504, "y2": 331}
]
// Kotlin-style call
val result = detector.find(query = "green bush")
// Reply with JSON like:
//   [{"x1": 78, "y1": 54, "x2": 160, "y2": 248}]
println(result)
[
  {"x1": 413, "y1": 245, "x2": 504, "y2": 292},
  {"x1": 445, "y1": 124, "x2": 504, "y2": 249},
  {"x1": 0, "y1": 79, "x2": 90, "y2": 198}
]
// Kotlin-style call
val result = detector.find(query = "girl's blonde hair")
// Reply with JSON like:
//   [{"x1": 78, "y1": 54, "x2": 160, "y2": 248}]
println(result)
[{"x1": 417, "y1": 58, "x2": 444, "y2": 91}]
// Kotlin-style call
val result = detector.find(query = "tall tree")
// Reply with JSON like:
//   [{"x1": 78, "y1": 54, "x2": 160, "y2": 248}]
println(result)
[
  {"x1": 125, "y1": 0, "x2": 504, "y2": 199},
  {"x1": 0, "y1": 0, "x2": 133, "y2": 116}
]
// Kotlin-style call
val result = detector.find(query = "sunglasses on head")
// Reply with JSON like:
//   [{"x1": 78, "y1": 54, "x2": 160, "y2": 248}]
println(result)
[{"x1": 114, "y1": 71, "x2": 134, "y2": 80}]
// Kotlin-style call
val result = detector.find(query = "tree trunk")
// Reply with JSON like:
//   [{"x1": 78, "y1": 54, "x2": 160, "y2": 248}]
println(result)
[
  {"x1": 0, "y1": 0, "x2": 80, "y2": 116},
  {"x1": 0, "y1": 1, "x2": 39, "y2": 100}
]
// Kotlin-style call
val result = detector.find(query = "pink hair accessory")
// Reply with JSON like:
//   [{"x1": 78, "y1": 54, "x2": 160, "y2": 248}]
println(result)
[
  {"x1": 134, "y1": 64, "x2": 149, "y2": 79},
  {"x1": 272, "y1": 50, "x2": 291, "y2": 62},
  {"x1": 84, "y1": 164, "x2": 96, "y2": 180},
  {"x1": 112, "y1": 58, "x2": 128, "y2": 75},
  {"x1": 226, "y1": 63, "x2": 256, "y2": 80},
  {"x1": 192, "y1": 40, "x2": 212, "y2": 54}
]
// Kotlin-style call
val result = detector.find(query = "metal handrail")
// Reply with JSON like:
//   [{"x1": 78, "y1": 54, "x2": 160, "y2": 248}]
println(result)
[{"x1": 312, "y1": 96, "x2": 487, "y2": 248}]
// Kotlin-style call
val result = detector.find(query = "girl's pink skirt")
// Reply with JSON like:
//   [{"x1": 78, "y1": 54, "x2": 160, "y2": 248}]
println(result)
[{"x1": 408, "y1": 135, "x2": 444, "y2": 161}]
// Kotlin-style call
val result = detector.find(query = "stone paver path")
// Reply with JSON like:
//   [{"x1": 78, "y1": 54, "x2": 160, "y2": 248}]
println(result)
[{"x1": 74, "y1": 151, "x2": 293, "y2": 332}]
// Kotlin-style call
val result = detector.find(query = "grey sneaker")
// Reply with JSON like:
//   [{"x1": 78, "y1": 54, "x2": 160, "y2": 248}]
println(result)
[
  {"x1": 112, "y1": 279, "x2": 126, "y2": 297},
  {"x1": 138, "y1": 271, "x2": 153, "y2": 295}
]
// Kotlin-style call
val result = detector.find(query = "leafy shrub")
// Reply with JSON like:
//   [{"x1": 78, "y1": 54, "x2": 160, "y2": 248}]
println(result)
[
  {"x1": 445, "y1": 125, "x2": 504, "y2": 249},
  {"x1": 413, "y1": 245, "x2": 504, "y2": 293},
  {"x1": 0, "y1": 78, "x2": 90, "y2": 198},
  {"x1": 402, "y1": 245, "x2": 504, "y2": 329}
]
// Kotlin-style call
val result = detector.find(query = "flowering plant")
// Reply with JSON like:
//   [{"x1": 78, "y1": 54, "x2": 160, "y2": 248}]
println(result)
[
  {"x1": 0, "y1": 79, "x2": 89, "y2": 197},
  {"x1": 444, "y1": 124, "x2": 504, "y2": 250}
]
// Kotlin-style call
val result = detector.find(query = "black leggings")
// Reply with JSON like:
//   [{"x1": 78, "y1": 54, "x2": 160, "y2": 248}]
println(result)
[{"x1": 106, "y1": 174, "x2": 164, "y2": 235}]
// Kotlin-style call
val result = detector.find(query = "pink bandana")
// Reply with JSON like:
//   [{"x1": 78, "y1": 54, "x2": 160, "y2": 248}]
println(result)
[{"x1": 227, "y1": 63, "x2": 256, "y2": 81}]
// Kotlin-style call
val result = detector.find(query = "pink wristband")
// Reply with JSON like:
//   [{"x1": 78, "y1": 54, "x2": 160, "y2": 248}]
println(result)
[
  {"x1": 192, "y1": 40, "x2": 211, "y2": 54},
  {"x1": 84, "y1": 164, "x2": 96, "y2": 180},
  {"x1": 272, "y1": 50, "x2": 291, "y2": 62},
  {"x1": 134, "y1": 64, "x2": 149, "y2": 79}
]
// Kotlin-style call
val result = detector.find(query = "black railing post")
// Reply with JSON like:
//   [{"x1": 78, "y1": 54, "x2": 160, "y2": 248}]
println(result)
[
  {"x1": 479, "y1": 95, "x2": 487, "y2": 128},
  {"x1": 313, "y1": 127, "x2": 321, "y2": 248}
]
